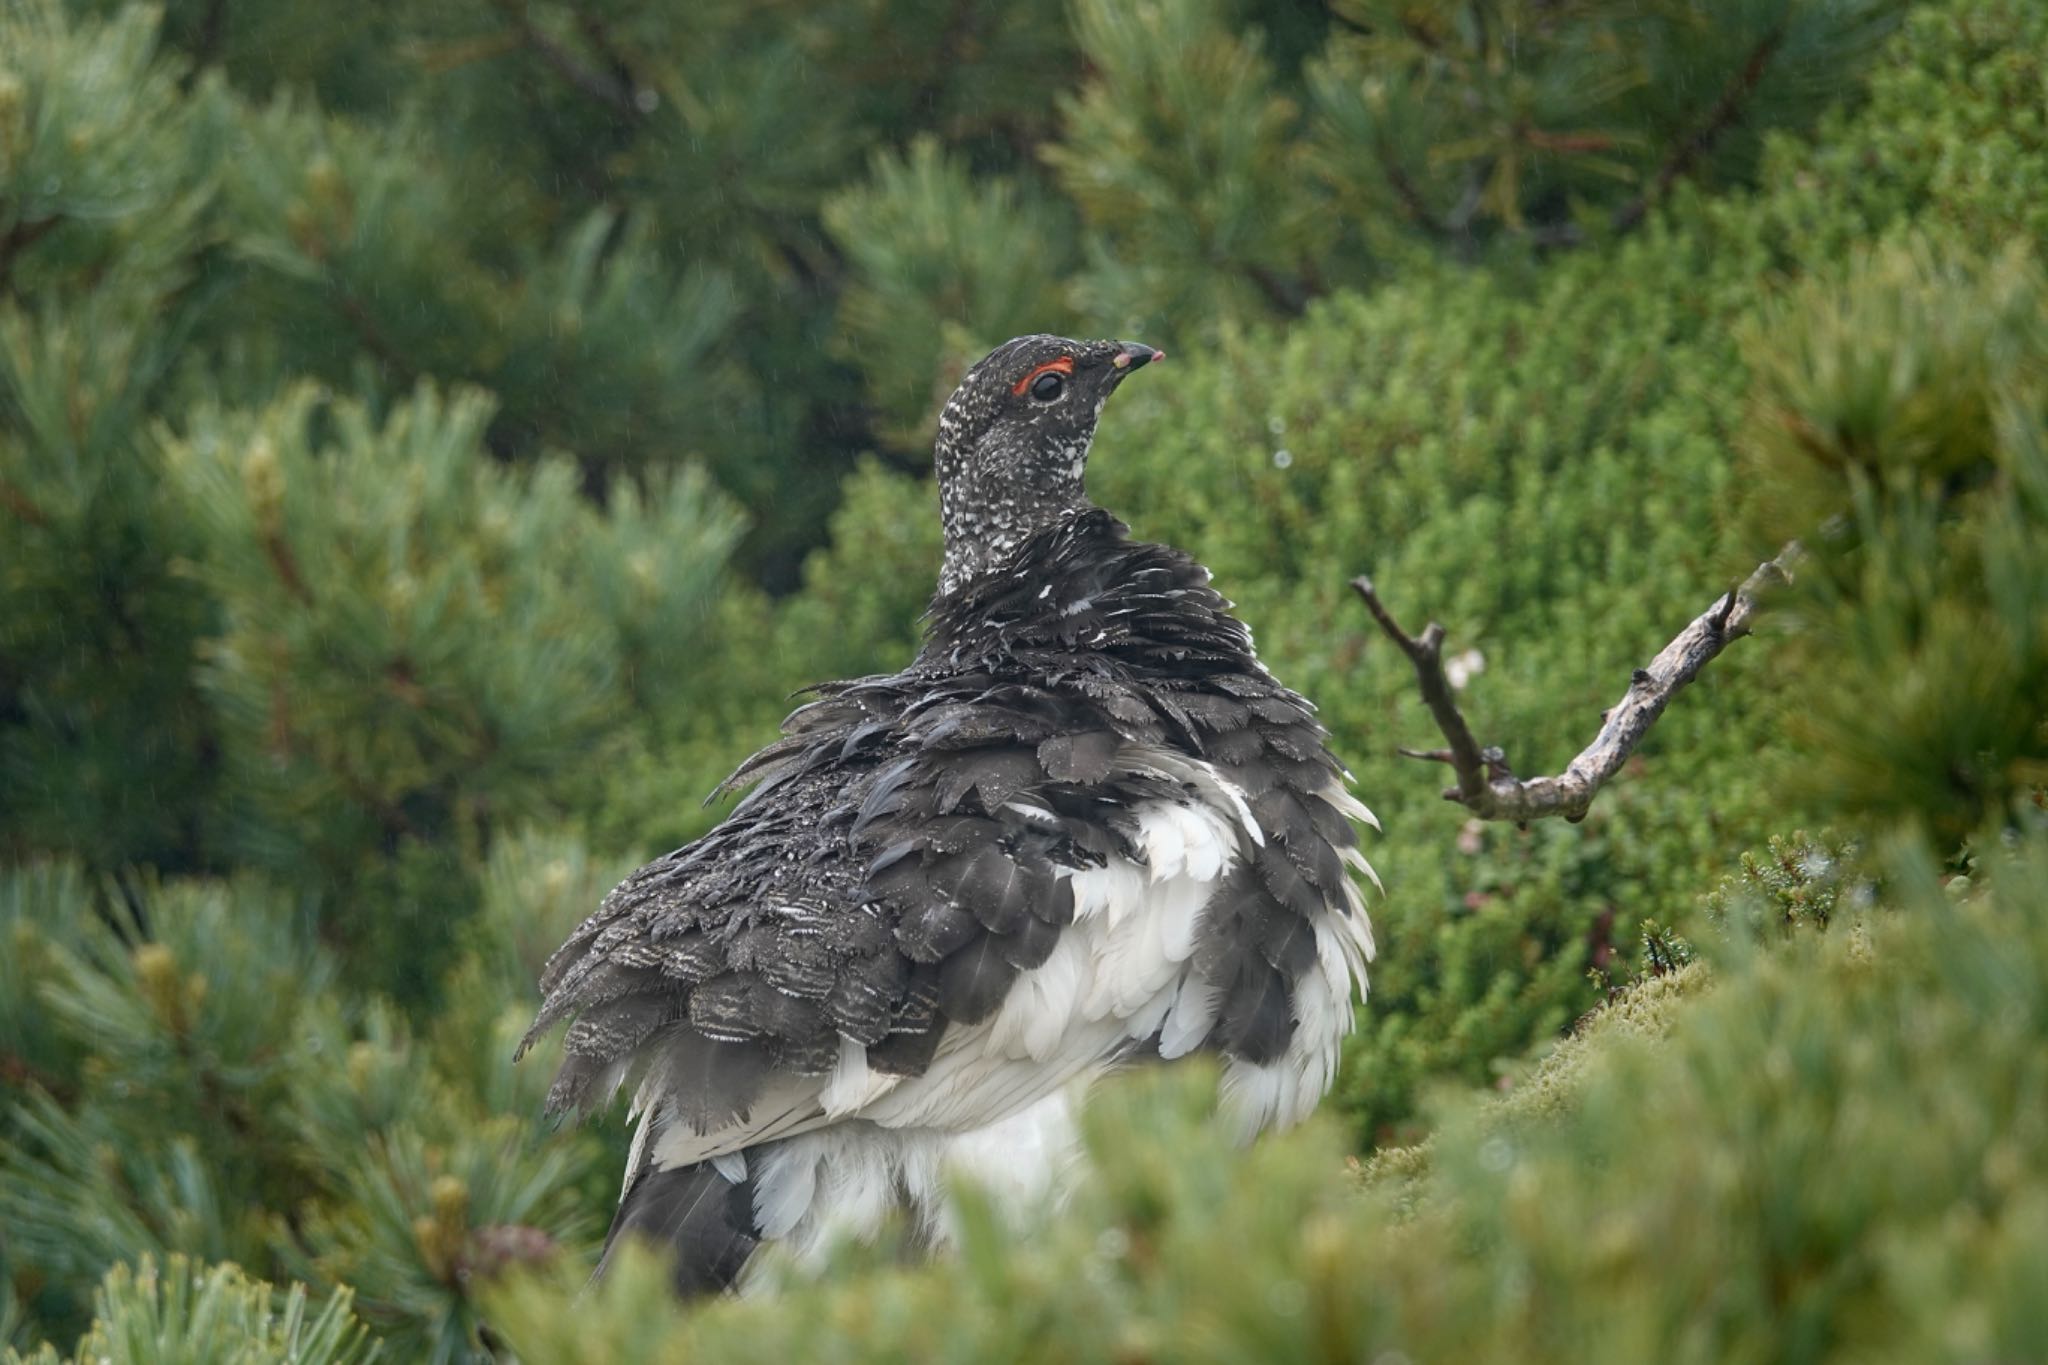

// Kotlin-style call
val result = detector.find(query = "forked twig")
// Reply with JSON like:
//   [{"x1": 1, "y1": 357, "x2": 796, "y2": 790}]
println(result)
[{"x1": 1352, "y1": 544, "x2": 1800, "y2": 824}]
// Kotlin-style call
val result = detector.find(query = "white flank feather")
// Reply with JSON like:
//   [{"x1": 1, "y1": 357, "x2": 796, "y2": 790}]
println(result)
[
  {"x1": 1134, "y1": 803, "x2": 1189, "y2": 881},
  {"x1": 1068, "y1": 857, "x2": 1149, "y2": 929},
  {"x1": 651, "y1": 1076, "x2": 826, "y2": 1169},
  {"x1": 1118, "y1": 747, "x2": 1265, "y2": 848},
  {"x1": 621, "y1": 1105, "x2": 655, "y2": 1200},
  {"x1": 811, "y1": 1134, "x2": 893, "y2": 1246},
  {"x1": 1121, "y1": 984, "x2": 1176, "y2": 1041},
  {"x1": 751, "y1": 1142, "x2": 819, "y2": 1240},
  {"x1": 1157, "y1": 972, "x2": 1224, "y2": 1059},
  {"x1": 746, "y1": 1092, "x2": 1079, "y2": 1291},
  {"x1": 937, "y1": 1091, "x2": 1077, "y2": 1220},
  {"x1": 821, "y1": 1036, "x2": 901, "y2": 1117},
  {"x1": 1178, "y1": 802, "x2": 1235, "y2": 883},
  {"x1": 1080, "y1": 866, "x2": 1190, "y2": 1017},
  {"x1": 989, "y1": 928, "x2": 1089, "y2": 1061}
]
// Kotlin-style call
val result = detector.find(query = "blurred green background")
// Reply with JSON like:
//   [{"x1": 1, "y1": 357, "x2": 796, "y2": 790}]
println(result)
[{"x1": 3, "y1": 0, "x2": 2046, "y2": 1359}]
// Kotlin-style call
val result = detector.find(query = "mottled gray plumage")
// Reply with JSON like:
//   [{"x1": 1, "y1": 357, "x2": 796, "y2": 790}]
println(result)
[{"x1": 522, "y1": 335, "x2": 1376, "y2": 1298}]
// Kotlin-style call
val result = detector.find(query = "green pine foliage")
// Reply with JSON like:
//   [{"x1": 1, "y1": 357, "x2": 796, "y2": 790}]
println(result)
[
  {"x1": 4, "y1": 0, "x2": 1897, "y2": 578},
  {"x1": 1308, "y1": 0, "x2": 1904, "y2": 252},
  {"x1": 159, "y1": 383, "x2": 739, "y2": 996},
  {"x1": 1702, "y1": 831, "x2": 1862, "y2": 940},
  {"x1": 2, "y1": 0, "x2": 748, "y2": 987},
  {"x1": 1047, "y1": 0, "x2": 1329, "y2": 329},
  {"x1": 0, "y1": 838, "x2": 617, "y2": 1354},
  {"x1": 4, "y1": 0, "x2": 2046, "y2": 1358},
  {"x1": 0, "y1": 2, "x2": 219, "y2": 877},
  {"x1": 824, "y1": 139, "x2": 1078, "y2": 447},
  {"x1": 1740, "y1": 242, "x2": 2048, "y2": 840},
  {"x1": 3, "y1": 1256, "x2": 376, "y2": 1365}
]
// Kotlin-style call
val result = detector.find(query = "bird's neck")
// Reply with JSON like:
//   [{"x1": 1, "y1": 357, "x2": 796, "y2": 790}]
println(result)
[
  {"x1": 923, "y1": 510, "x2": 1248, "y2": 682},
  {"x1": 936, "y1": 488, "x2": 1094, "y2": 597}
]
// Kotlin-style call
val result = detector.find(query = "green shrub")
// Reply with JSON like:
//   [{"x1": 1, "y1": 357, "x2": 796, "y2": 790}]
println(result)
[
  {"x1": 0, "y1": 846, "x2": 607, "y2": 1353},
  {"x1": 1702, "y1": 831, "x2": 1864, "y2": 940},
  {"x1": 1739, "y1": 242, "x2": 2048, "y2": 841},
  {"x1": 2, "y1": 1256, "x2": 375, "y2": 1365}
]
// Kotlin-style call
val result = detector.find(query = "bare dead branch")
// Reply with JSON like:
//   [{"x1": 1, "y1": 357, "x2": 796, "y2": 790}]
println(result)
[
  {"x1": 1350, "y1": 578, "x2": 1496, "y2": 808},
  {"x1": 1353, "y1": 543, "x2": 1800, "y2": 824}
]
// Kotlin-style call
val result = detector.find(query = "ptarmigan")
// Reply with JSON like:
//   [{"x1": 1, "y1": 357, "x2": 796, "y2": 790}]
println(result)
[{"x1": 521, "y1": 335, "x2": 1378, "y2": 1295}]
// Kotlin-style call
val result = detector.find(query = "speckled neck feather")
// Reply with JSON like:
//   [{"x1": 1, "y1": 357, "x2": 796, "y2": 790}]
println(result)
[{"x1": 932, "y1": 334, "x2": 1133, "y2": 596}]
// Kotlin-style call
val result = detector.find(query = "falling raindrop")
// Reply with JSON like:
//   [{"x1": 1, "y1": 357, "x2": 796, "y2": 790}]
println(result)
[{"x1": 1272, "y1": 448, "x2": 1292, "y2": 469}]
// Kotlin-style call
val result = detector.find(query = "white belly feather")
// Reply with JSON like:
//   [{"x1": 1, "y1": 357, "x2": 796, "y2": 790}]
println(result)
[{"x1": 636, "y1": 769, "x2": 1376, "y2": 1278}]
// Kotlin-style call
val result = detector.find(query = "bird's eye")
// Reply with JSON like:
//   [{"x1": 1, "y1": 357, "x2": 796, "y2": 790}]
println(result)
[{"x1": 1011, "y1": 355, "x2": 1076, "y2": 399}]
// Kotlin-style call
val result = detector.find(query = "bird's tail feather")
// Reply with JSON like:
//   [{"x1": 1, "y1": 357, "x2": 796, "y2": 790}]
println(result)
[{"x1": 596, "y1": 1159, "x2": 760, "y2": 1298}]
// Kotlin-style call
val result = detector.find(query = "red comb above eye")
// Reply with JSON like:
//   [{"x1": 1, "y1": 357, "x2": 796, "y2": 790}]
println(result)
[{"x1": 1011, "y1": 355, "x2": 1075, "y2": 396}]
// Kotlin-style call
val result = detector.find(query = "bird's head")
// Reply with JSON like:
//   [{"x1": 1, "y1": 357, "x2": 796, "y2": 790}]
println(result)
[{"x1": 932, "y1": 333, "x2": 1163, "y2": 595}]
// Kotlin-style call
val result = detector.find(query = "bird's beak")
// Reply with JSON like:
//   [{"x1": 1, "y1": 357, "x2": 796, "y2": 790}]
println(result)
[{"x1": 1110, "y1": 342, "x2": 1164, "y2": 374}]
